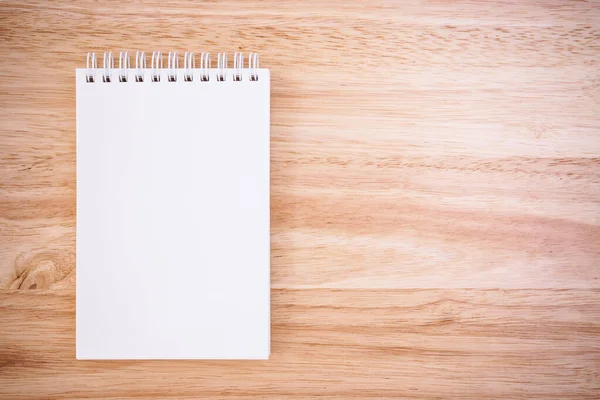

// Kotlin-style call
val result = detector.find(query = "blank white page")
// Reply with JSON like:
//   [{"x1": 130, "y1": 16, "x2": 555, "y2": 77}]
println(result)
[{"x1": 76, "y1": 67, "x2": 270, "y2": 359}]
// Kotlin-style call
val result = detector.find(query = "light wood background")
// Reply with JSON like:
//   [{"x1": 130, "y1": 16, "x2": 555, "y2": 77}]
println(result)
[{"x1": 1, "y1": 0, "x2": 599, "y2": 398}]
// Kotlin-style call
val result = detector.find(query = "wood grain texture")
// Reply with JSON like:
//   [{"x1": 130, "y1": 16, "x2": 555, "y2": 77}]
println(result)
[
  {"x1": 1, "y1": 290, "x2": 600, "y2": 399},
  {"x1": 0, "y1": 0, "x2": 599, "y2": 398}
]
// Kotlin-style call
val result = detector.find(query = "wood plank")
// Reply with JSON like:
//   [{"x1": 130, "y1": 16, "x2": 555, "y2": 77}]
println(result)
[
  {"x1": 1, "y1": 289, "x2": 599, "y2": 399},
  {"x1": 0, "y1": 1, "x2": 599, "y2": 398},
  {"x1": 1, "y1": 0, "x2": 599, "y2": 289}
]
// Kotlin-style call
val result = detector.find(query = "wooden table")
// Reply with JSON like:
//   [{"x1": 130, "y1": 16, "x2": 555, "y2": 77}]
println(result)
[{"x1": 1, "y1": 0, "x2": 599, "y2": 398}]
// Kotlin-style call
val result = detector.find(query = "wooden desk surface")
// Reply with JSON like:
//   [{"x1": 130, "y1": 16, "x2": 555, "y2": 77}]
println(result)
[{"x1": 1, "y1": 0, "x2": 599, "y2": 398}]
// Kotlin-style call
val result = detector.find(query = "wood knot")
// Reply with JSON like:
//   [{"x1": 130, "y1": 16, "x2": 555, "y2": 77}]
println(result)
[{"x1": 5, "y1": 251, "x2": 74, "y2": 290}]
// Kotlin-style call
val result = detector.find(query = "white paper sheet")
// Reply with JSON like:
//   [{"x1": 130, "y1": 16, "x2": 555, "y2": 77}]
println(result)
[{"x1": 76, "y1": 68, "x2": 270, "y2": 359}]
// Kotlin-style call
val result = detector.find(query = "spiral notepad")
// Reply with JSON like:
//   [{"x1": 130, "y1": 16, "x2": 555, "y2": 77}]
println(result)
[{"x1": 76, "y1": 51, "x2": 270, "y2": 360}]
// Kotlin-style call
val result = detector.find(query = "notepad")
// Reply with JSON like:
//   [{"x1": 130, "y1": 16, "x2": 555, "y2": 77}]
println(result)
[{"x1": 76, "y1": 51, "x2": 270, "y2": 359}]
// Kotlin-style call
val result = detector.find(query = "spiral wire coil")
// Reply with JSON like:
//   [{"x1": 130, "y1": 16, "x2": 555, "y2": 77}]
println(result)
[
  {"x1": 135, "y1": 52, "x2": 146, "y2": 82},
  {"x1": 200, "y1": 53, "x2": 211, "y2": 81},
  {"x1": 86, "y1": 51, "x2": 260, "y2": 83},
  {"x1": 119, "y1": 52, "x2": 130, "y2": 82},
  {"x1": 102, "y1": 52, "x2": 114, "y2": 82},
  {"x1": 183, "y1": 52, "x2": 195, "y2": 82},
  {"x1": 151, "y1": 51, "x2": 163, "y2": 82}
]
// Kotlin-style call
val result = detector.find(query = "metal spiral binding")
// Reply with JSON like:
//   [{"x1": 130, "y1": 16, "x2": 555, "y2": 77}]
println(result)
[
  {"x1": 119, "y1": 52, "x2": 130, "y2": 82},
  {"x1": 86, "y1": 52, "x2": 97, "y2": 82},
  {"x1": 168, "y1": 51, "x2": 178, "y2": 82},
  {"x1": 151, "y1": 51, "x2": 162, "y2": 82},
  {"x1": 103, "y1": 52, "x2": 114, "y2": 82},
  {"x1": 233, "y1": 52, "x2": 243, "y2": 81},
  {"x1": 200, "y1": 53, "x2": 211, "y2": 81},
  {"x1": 184, "y1": 52, "x2": 195, "y2": 81},
  {"x1": 249, "y1": 52, "x2": 259, "y2": 81},
  {"x1": 217, "y1": 53, "x2": 227, "y2": 81},
  {"x1": 85, "y1": 51, "x2": 260, "y2": 82},
  {"x1": 135, "y1": 52, "x2": 146, "y2": 82}
]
